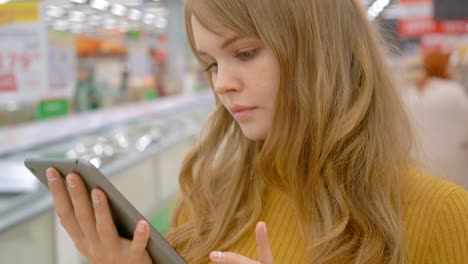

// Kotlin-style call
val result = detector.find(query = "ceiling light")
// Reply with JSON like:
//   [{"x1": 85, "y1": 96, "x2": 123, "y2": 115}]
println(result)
[
  {"x1": 143, "y1": 13, "x2": 155, "y2": 25},
  {"x1": 91, "y1": 0, "x2": 109, "y2": 11},
  {"x1": 128, "y1": 9, "x2": 142, "y2": 21},
  {"x1": 146, "y1": 7, "x2": 168, "y2": 17},
  {"x1": 367, "y1": 0, "x2": 391, "y2": 20},
  {"x1": 111, "y1": 4, "x2": 127, "y2": 16},
  {"x1": 110, "y1": 0, "x2": 140, "y2": 6},
  {"x1": 70, "y1": 0, "x2": 87, "y2": 4},
  {"x1": 47, "y1": 6, "x2": 65, "y2": 18}
]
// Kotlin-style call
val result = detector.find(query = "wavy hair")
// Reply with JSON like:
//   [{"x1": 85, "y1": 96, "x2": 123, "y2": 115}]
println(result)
[{"x1": 166, "y1": 0, "x2": 413, "y2": 263}]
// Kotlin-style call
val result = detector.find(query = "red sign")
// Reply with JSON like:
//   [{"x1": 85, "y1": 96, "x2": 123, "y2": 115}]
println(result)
[
  {"x1": 398, "y1": 18, "x2": 435, "y2": 37},
  {"x1": 438, "y1": 20, "x2": 468, "y2": 34},
  {"x1": 0, "y1": 73, "x2": 18, "y2": 91},
  {"x1": 397, "y1": 0, "x2": 468, "y2": 37},
  {"x1": 399, "y1": 19, "x2": 468, "y2": 37}
]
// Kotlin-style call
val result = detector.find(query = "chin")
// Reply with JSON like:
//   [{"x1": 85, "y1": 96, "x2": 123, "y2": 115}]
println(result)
[{"x1": 240, "y1": 126, "x2": 268, "y2": 141}]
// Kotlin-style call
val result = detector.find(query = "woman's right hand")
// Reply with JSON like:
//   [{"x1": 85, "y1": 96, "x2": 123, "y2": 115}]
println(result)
[{"x1": 46, "y1": 167, "x2": 152, "y2": 264}]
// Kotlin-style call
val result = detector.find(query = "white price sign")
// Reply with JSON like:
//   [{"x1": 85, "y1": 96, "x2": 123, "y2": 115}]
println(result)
[{"x1": 0, "y1": 1, "x2": 48, "y2": 102}]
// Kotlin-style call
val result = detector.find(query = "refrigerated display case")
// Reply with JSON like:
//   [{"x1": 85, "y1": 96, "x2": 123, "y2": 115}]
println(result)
[{"x1": 0, "y1": 91, "x2": 214, "y2": 264}]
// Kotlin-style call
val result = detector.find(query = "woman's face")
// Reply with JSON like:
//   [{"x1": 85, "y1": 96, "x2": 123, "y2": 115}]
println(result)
[{"x1": 191, "y1": 16, "x2": 281, "y2": 141}]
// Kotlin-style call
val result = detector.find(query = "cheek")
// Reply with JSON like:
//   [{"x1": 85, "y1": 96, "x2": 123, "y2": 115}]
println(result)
[
  {"x1": 258, "y1": 59, "x2": 280, "y2": 104},
  {"x1": 260, "y1": 73, "x2": 280, "y2": 111},
  {"x1": 251, "y1": 70, "x2": 279, "y2": 99}
]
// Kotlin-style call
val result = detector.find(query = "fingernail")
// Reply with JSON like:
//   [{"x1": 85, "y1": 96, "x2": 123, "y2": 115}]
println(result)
[
  {"x1": 137, "y1": 221, "x2": 147, "y2": 232},
  {"x1": 46, "y1": 170, "x2": 57, "y2": 182},
  {"x1": 258, "y1": 221, "x2": 267, "y2": 232},
  {"x1": 210, "y1": 251, "x2": 224, "y2": 261},
  {"x1": 91, "y1": 190, "x2": 101, "y2": 204},
  {"x1": 66, "y1": 175, "x2": 76, "y2": 188}
]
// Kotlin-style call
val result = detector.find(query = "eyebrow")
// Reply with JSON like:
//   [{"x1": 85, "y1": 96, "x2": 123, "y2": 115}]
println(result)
[{"x1": 197, "y1": 35, "x2": 241, "y2": 57}]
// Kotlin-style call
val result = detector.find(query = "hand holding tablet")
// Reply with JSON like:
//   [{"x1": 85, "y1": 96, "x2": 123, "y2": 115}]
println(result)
[{"x1": 25, "y1": 158, "x2": 187, "y2": 264}]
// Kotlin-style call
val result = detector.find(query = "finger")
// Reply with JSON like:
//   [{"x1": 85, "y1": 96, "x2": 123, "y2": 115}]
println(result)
[
  {"x1": 66, "y1": 173, "x2": 100, "y2": 249},
  {"x1": 129, "y1": 220, "x2": 150, "y2": 262},
  {"x1": 91, "y1": 188, "x2": 120, "y2": 249},
  {"x1": 46, "y1": 168, "x2": 87, "y2": 250},
  {"x1": 209, "y1": 251, "x2": 258, "y2": 264},
  {"x1": 256, "y1": 222, "x2": 274, "y2": 264}
]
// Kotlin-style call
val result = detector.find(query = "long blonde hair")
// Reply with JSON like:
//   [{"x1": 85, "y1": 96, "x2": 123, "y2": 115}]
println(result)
[{"x1": 166, "y1": 0, "x2": 413, "y2": 263}]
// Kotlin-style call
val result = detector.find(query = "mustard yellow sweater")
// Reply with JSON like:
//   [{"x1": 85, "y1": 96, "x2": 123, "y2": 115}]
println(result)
[{"x1": 206, "y1": 170, "x2": 468, "y2": 263}]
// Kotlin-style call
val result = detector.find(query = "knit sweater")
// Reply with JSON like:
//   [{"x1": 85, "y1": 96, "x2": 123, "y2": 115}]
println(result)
[{"x1": 174, "y1": 170, "x2": 468, "y2": 263}]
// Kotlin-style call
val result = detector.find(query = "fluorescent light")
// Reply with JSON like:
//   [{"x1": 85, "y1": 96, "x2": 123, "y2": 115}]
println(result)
[
  {"x1": 91, "y1": 0, "x2": 109, "y2": 11},
  {"x1": 111, "y1": 4, "x2": 127, "y2": 16},
  {"x1": 109, "y1": 0, "x2": 140, "y2": 6},
  {"x1": 128, "y1": 9, "x2": 142, "y2": 21},
  {"x1": 146, "y1": 7, "x2": 168, "y2": 17},
  {"x1": 0, "y1": 0, "x2": 12, "y2": 4},
  {"x1": 70, "y1": 0, "x2": 87, "y2": 4},
  {"x1": 144, "y1": 13, "x2": 156, "y2": 20},
  {"x1": 47, "y1": 6, "x2": 65, "y2": 18},
  {"x1": 143, "y1": 13, "x2": 155, "y2": 24},
  {"x1": 367, "y1": 0, "x2": 391, "y2": 20}
]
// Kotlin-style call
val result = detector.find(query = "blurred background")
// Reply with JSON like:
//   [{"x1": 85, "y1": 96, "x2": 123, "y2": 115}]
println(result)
[{"x1": 0, "y1": 0, "x2": 466, "y2": 263}]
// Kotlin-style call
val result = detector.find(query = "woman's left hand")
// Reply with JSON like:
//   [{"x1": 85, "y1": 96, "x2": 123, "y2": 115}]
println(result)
[{"x1": 209, "y1": 222, "x2": 274, "y2": 264}]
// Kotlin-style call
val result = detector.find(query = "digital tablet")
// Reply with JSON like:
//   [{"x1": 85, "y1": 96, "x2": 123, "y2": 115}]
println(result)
[{"x1": 24, "y1": 158, "x2": 187, "y2": 264}]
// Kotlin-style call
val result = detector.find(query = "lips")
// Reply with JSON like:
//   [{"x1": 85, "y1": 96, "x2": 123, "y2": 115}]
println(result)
[
  {"x1": 229, "y1": 104, "x2": 257, "y2": 121},
  {"x1": 229, "y1": 104, "x2": 257, "y2": 114}
]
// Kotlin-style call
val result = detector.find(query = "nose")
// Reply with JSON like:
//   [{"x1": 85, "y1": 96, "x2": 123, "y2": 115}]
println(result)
[{"x1": 213, "y1": 65, "x2": 241, "y2": 95}]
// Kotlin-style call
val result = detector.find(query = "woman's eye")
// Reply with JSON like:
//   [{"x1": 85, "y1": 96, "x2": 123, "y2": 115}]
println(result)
[
  {"x1": 204, "y1": 63, "x2": 218, "y2": 73},
  {"x1": 236, "y1": 49, "x2": 257, "y2": 60}
]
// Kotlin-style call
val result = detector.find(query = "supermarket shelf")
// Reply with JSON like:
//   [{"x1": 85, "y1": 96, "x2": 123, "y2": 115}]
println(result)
[
  {"x1": 0, "y1": 91, "x2": 213, "y2": 157},
  {"x1": 0, "y1": 91, "x2": 214, "y2": 234}
]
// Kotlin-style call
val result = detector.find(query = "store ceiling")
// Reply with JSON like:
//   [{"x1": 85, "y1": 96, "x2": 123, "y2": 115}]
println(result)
[
  {"x1": 45, "y1": 0, "x2": 168, "y2": 34},
  {"x1": 0, "y1": 0, "x2": 395, "y2": 34}
]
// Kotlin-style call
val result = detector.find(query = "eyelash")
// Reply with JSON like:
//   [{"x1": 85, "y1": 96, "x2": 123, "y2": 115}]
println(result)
[
  {"x1": 203, "y1": 48, "x2": 258, "y2": 73},
  {"x1": 236, "y1": 48, "x2": 258, "y2": 61}
]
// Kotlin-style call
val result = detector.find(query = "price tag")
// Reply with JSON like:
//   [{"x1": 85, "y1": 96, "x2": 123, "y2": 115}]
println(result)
[{"x1": 0, "y1": 1, "x2": 48, "y2": 101}]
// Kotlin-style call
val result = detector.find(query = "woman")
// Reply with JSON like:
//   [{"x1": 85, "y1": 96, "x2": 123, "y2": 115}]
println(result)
[
  {"x1": 403, "y1": 50, "x2": 468, "y2": 188},
  {"x1": 46, "y1": 0, "x2": 468, "y2": 263}
]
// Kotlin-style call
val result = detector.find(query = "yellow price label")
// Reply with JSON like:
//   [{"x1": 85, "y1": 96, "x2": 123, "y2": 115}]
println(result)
[{"x1": 0, "y1": 1, "x2": 39, "y2": 25}]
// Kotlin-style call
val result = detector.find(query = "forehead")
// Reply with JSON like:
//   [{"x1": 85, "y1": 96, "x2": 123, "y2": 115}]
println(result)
[{"x1": 191, "y1": 15, "x2": 235, "y2": 46}]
